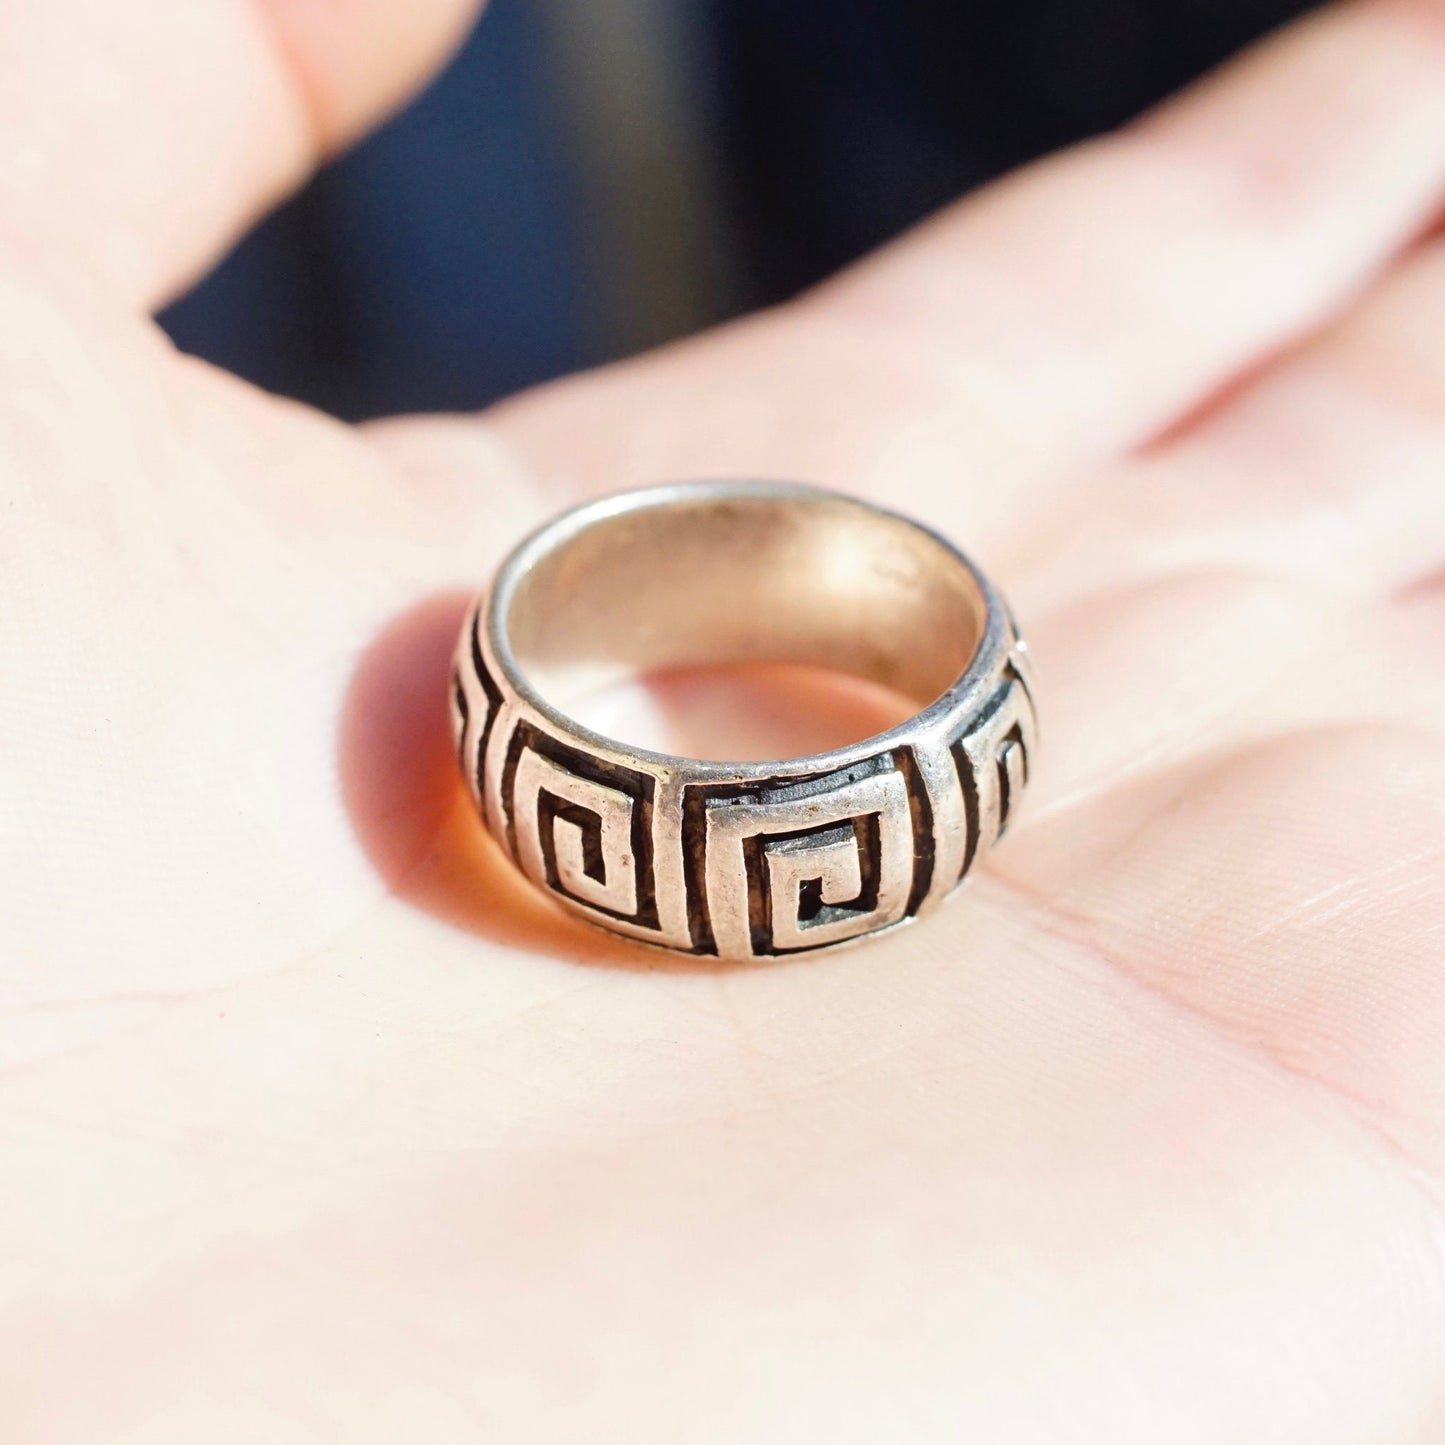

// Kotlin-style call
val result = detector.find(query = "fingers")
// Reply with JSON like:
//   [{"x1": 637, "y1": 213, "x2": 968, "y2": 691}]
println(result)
[
  {"x1": 1163, "y1": 234, "x2": 1445, "y2": 591},
  {"x1": 484, "y1": 0, "x2": 1445, "y2": 542},
  {"x1": 1010, "y1": 561, "x2": 1445, "y2": 819},
  {"x1": 821, "y1": 0, "x2": 1445, "y2": 460},
  {"x1": 994, "y1": 229, "x2": 1445, "y2": 831},
  {"x1": 258, "y1": 0, "x2": 480, "y2": 147},
  {"x1": 0, "y1": 0, "x2": 481, "y2": 311},
  {"x1": 1009, "y1": 227, "x2": 1445, "y2": 632}
]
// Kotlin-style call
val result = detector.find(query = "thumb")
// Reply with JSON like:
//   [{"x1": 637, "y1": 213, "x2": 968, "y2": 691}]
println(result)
[{"x1": 0, "y1": 0, "x2": 483, "y2": 311}]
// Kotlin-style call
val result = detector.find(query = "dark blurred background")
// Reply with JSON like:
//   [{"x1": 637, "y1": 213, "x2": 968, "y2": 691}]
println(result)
[{"x1": 161, "y1": 0, "x2": 1314, "y2": 420}]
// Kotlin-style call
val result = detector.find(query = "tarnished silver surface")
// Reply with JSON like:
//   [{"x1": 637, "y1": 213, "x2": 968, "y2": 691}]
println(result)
[{"x1": 451, "y1": 482, "x2": 1037, "y2": 960}]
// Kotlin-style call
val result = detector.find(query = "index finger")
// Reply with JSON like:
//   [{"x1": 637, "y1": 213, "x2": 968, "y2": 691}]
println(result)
[{"x1": 475, "y1": 0, "x2": 1445, "y2": 543}]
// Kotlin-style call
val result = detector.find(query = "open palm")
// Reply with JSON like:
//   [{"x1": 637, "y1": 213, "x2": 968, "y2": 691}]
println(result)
[{"x1": 5, "y1": 1, "x2": 1445, "y2": 1440}]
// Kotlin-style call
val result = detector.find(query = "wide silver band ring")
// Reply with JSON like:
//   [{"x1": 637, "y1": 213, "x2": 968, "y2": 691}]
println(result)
[{"x1": 451, "y1": 481, "x2": 1038, "y2": 960}]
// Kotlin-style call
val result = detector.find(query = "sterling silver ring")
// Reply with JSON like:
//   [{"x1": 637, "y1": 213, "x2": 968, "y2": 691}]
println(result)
[{"x1": 451, "y1": 481, "x2": 1037, "y2": 960}]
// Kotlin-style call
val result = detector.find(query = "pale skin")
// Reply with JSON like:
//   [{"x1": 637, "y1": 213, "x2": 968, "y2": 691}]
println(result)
[{"x1": 2, "y1": 0, "x2": 1445, "y2": 1439}]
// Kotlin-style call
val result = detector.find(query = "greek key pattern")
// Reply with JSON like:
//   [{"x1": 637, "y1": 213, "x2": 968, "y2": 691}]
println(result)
[{"x1": 453, "y1": 604, "x2": 1037, "y2": 959}]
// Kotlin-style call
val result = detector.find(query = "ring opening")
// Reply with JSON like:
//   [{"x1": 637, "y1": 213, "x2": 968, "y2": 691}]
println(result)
[{"x1": 500, "y1": 489, "x2": 987, "y2": 759}]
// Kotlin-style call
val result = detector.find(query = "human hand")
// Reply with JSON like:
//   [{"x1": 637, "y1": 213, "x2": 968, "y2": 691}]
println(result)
[{"x1": 4, "y1": 1, "x2": 1444, "y2": 1439}]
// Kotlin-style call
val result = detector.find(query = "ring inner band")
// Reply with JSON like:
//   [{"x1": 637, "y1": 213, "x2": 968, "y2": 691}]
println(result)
[{"x1": 501, "y1": 489, "x2": 986, "y2": 717}]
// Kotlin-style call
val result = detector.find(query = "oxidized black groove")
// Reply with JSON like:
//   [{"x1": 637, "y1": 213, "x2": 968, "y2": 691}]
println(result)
[
  {"x1": 996, "y1": 721, "x2": 1027, "y2": 837},
  {"x1": 948, "y1": 658, "x2": 1035, "y2": 880},
  {"x1": 537, "y1": 793, "x2": 610, "y2": 888},
  {"x1": 894, "y1": 746, "x2": 935, "y2": 916},
  {"x1": 450, "y1": 667, "x2": 470, "y2": 771},
  {"x1": 738, "y1": 815, "x2": 884, "y2": 956},
  {"x1": 467, "y1": 606, "x2": 504, "y2": 799},
  {"x1": 682, "y1": 754, "x2": 901, "y2": 956},
  {"x1": 502, "y1": 719, "x2": 661, "y2": 930},
  {"x1": 951, "y1": 738, "x2": 982, "y2": 882},
  {"x1": 680, "y1": 784, "x2": 718, "y2": 955}
]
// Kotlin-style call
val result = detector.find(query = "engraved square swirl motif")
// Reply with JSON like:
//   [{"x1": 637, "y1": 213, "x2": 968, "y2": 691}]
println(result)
[
  {"x1": 683, "y1": 756, "x2": 925, "y2": 957},
  {"x1": 503, "y1": 722, "x2": 661, "y2": 932}
]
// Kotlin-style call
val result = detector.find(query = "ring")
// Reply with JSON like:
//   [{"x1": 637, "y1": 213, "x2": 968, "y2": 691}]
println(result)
[{"x1": 451, "y1": 481, "x2": 1037, "y2": 960}]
